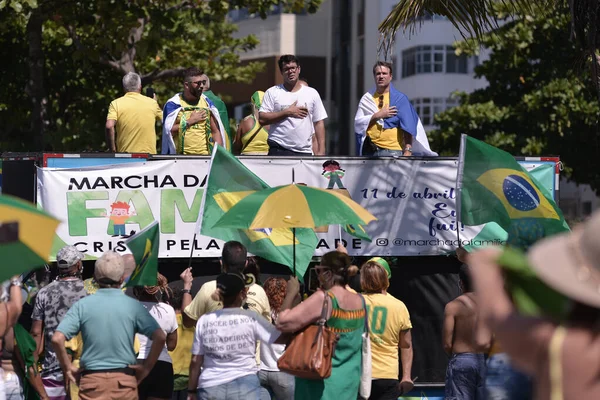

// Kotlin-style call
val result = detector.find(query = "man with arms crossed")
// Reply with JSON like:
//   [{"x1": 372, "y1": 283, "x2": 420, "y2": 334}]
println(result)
[{"x1": 259, "y1": 55, "x2": 327, "y2": 156}]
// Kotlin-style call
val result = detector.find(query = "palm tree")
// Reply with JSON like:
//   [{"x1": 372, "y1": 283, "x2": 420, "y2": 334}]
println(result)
[{"x1": 378, "y1": 0, "x2": 600, "y2": 100}]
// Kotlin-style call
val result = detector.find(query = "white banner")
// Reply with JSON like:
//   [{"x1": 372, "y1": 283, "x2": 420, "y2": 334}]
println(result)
[{"x1": 37, "y1": 157, "x2": 554, "y2": 259}]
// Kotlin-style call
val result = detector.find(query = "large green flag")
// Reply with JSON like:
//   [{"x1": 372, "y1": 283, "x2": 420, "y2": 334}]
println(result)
[
  {"x1": 460, "y1": 136, "x2": 569, "y2": 237},
  {"x1": 125, "y1": 221, "x2": 159, "y2": 287},
  {"x1": 462, "y1": 164, "x2": 555, "y2": 252},
  {"x1": 200, "y1": 145, "x2": 318, "y2": 280}
]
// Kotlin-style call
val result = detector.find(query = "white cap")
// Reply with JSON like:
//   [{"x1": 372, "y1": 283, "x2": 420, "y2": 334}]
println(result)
[{"x1": 94, "y1": 251, "x2": 125, "y2": 283}]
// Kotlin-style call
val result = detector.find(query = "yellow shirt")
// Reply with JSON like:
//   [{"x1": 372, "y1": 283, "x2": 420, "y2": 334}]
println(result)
[
  {"x1": 175, "y1": 97, "x2": 212, "y2": 155},
  {"x1": 364, "y1": 293, "x2": 412, "y2": 380},
  {"x1": 107, "y1": 92, "x2": 162, "y2": 154},
  {"x1": 366, "y1": 91, "x2": 403, "y2": 150},
  {"x1": 241, "y1": 116, "x2": 269, "y2": 155},
  {"x1": 183, "y1": 280, "x2": 271, "y2": 322},
  {"x1": 168, "y1": 313, "x2": 195, "y2": 376}
]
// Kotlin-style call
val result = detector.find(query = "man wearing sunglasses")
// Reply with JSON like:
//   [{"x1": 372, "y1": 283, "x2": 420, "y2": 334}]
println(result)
[
  {"x1": 354, "y1": 61, "x2": 437, "y2": 157},
  {"x1": 161, "y1": 67, "x2": 225, "y2": 155}
]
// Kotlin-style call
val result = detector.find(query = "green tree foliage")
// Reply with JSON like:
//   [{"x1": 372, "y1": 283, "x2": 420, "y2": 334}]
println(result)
[
  {"x1": 380, "y1": 0, "x2": 600, "y2": 102},
  {"x1": 430, "y1": 6, "x2": 600, "y2": 190},
  {"x1": 0, "y1": 0, "x2": 322, "y2": 151}
]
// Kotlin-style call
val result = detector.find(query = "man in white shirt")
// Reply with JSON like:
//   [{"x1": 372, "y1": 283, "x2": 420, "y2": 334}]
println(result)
[{"x1": 259, "y1": 54, "x2": 328, "y2": 156}]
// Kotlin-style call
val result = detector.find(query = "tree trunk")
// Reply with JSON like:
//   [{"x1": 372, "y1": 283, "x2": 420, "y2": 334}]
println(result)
[{"x1": 26, "y1": 10, "x2": 47, "y2": 150}]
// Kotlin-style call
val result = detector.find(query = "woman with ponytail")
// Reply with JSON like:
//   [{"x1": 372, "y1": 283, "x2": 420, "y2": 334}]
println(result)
[
  {"x1": 187, "y1": 273, "x2": 287, "y2": 400},
  {"x1": 276, "y1": 250, "x2": 366, "y2": 400},
  {"x1": 134, "y1": 273, "x2": 179, "y2": 400}
]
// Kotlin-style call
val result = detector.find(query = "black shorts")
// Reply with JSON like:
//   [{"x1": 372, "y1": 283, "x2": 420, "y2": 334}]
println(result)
[
  {"x1": 138, "y1": 360, "x2": 174, "y2": 399},
  {"x1": 369, "y1": 379, "x2": 399, "y2": 400}
]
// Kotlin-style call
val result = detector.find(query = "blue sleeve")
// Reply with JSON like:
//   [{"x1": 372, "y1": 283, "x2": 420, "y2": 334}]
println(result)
[
  {"x1": 56, "y1": 302, "x2": 81, "y2": 340},
  {"x1": 135, "y1": 303, "x2": 160, "y2": 337},
  {"x1": 163, "y1": 101, "x2": 180, "y2": 125}
]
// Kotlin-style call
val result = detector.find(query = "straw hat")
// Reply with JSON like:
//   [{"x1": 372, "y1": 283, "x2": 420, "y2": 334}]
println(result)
[{"x1": 528, "y1": 211, "x2": 600, "y2": 308}]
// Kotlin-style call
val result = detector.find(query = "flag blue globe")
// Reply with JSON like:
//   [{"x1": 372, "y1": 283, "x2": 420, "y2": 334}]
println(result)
[{"x1": 502, "y1": 175, "x2": 540, "y2": 211}]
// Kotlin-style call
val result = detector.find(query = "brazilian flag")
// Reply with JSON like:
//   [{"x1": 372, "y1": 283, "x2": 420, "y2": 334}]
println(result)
[
  {"x1": 125, "y1": 221, "x2": 159, "y2": 287},
  {"x1": 461, "y1": 136, "x2": 569, "y2": 236},
  {"x1": 200, "y1": 146, "x2": 318, "y2": 280},
  {"x1": 343, "y1": 224, "x2": 371, "y2": 242}
]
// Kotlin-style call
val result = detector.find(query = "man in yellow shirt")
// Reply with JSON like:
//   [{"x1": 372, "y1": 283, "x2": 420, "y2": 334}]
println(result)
[
  {"x1": 105, "y1": 72, "x2": 162, "y2": 153},
  {"x1": 354, "y1": 61, "x2": 437, "y2": 157},
  {"x1": 161, "y1": 67, "x2": 225, "y2": 154},
  {"x1": 182, "y1": 241, "x2": 270, "y2": 327}
]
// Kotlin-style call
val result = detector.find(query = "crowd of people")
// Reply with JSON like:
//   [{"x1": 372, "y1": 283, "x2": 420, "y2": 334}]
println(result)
[
  {"x1": 105, "y1": 54, "x2": 432, "y2": 157},
  {"x1": 0, "y1": 207, "x2": 599, "y2": 399},
  {"x1": 0, "y1": 239, "x2": 416, "y2": 400}
]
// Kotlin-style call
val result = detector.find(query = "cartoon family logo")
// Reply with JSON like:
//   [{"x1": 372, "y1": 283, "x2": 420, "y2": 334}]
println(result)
[
  {"x1": 322, "y1": 160, "x2": 345, "y2": 190},
  {"x1": 101, "y1": 201, "x2": 137, "y2": 237}
]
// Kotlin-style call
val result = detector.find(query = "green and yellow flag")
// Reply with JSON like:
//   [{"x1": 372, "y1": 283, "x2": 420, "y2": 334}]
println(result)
[
  {"x1": 200, "y1": 146, "x2": 318, "y2": 280},
  {"x1": 343, "y1": 224, "x2": 371, "y2": 242},
  {"x1": 125, "y1": 221, "x2": 159, "y2": 287},
  {"x1": 461, "y1": 136, "x2": 569, "y2": 237}
]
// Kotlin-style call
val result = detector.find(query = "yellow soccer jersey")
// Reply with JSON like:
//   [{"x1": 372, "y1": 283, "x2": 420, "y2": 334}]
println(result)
[
  {"x1": 364, "y1": 292, "x2": 412, "y2": 379},
  {"x1": 175, "y1": 97, "x2": 212, "y2": 155}
]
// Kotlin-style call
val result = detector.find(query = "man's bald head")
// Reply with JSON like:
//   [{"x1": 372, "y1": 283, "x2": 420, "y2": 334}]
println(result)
[
  {"x1": 200, "y1": 74, "x2": 210, "y2": 91},
  {"x1": 123, "y1": 254, "x2": 136, "y2": 280}
]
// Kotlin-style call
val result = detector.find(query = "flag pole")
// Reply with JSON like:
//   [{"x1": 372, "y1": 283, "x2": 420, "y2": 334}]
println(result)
[
  {"x1": 293, "y1": 228, "x2": 296, "y2": 278},
  {"x1": 189, "y1": 145, "x2": 218, "y2": 268},
  {"x1": 455, "y1": 134, "x2": 467, "y2": 248},
  {"x1": 292, "y1": 167, "x2": 296, "y2": 277}
]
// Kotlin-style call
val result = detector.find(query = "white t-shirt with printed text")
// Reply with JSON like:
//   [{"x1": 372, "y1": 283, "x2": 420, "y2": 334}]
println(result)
[
  {"x1": 137, "y1": 301, "x2": 178, "y2": 363},
  {"x1": 192, "y1": 308, "x2": 281, "y2": 388},
  {"x1": 260, "y1": 85, "x2": 327, "y2": 153}
]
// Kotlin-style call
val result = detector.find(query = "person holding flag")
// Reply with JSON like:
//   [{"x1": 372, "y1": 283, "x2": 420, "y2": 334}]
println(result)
[
  {"x1": 161, "y1": 67, "x2": 225, "y2": 155},
  {"x1": 354, "y1": 61, "x2": 436, "y2": 157}
]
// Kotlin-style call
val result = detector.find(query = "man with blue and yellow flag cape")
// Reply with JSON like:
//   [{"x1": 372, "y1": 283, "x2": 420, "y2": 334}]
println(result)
[
  {"x1": 354, "y1": 61, "x2": 437, "y2": 157},
  {"x1": 460, "y1": 135, "x2": 569, "y2": 237},
  {"x1": 161, "y1": 67, "x2": 226, "y2": 155}
]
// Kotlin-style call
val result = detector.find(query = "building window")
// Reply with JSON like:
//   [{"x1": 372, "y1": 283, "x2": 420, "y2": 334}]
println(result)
[
  {"x1": 401, "y1": 45, "x2": 475, "y2": 78},
  {"x1": 412, "y1": 97, "x2": 460, "y2": 125}
]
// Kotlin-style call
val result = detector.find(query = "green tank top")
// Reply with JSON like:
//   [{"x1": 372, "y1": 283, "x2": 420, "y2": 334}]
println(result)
[{"x1": 294, "y1": 290, "x2": 365, "y2": 400}]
